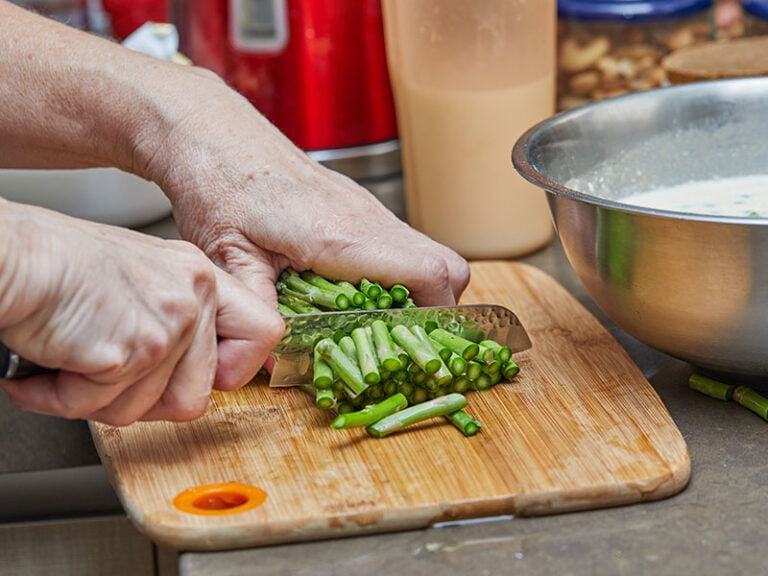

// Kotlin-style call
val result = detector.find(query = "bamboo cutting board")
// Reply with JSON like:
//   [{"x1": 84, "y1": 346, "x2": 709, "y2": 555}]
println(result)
[{"x1": 90, "y1": 261, "x2": 690, "y2": 551}]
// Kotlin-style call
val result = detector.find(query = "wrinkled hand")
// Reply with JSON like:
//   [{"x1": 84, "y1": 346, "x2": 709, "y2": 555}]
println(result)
[
  {"x1": 140, "y1": 69, "x2": 470, "y2": 307},
  {"x1": 0, "y1": 201, "x2": 284, "y2": 426}
]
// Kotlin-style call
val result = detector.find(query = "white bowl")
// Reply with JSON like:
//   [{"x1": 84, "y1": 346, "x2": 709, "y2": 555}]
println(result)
[{"x1": 0, "y1": 168, "x2": 172, "y2": 228}]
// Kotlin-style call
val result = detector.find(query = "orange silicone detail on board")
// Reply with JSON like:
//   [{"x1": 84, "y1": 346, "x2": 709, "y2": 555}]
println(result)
[{"x1": 173, "y1": 482, "x2": 267, "y2": 516}]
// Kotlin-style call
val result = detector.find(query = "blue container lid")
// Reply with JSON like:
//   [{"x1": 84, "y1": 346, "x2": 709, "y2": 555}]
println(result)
[
  {"x1": 743, "y1": 0, "x2": 768, "y2": 20},
  {"x1": 558, "y1": 0, "x2": 714, "y2": 22}
]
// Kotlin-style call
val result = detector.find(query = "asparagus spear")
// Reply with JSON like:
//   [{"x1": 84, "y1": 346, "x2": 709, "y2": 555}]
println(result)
[
  {"x1": 389, "y1": 284, "x2": 410, "y2": 305},
  {"x1": 280, "y1": 269, "x2": 351, "y2": 310},
  {"x1": 371, "y1": 319, "x2": 402, "y2": 372},
  {"x1": 277, "y1": 302, "x2": 296, "y2": 316},
  {"x1": 446, "y1": 410, "x2": 482, "y2": 436},
  {"x1": 301, "y1": 271, "x2": 365, "y2": 309},
  {"x1": 312, "y1": 348, "x2": 334, "y2": 389},
  {"x1": 428, "y1": 328, "x2": 480, "y2": 361},
  {"x1": 733, "y1": 386, "x2": 768, "y2": 421},
  {"x1": 315, "y1": 387, "x2": 336, "y2": 410},
  {"x1": 331, "y1": 393, "x2": 408, "y2": 429},
  {"x1": 480, "y1": 339, "x2": 513, "y2": 363},
  {"x1": 376, "y1": 290, "x2": 394, "y2": 309},
  {"x1": 390, "y1": 324, "x2": 442, "y2": 375},
  {"x1": 689, "y1": 373, "x2": 735, "y2": 401},
  {"x1": 315, "y1": 337, "x2": 368, "y2": 397},
  {"x1": 501, "y1": 360, "x2": 520, "y2": 380},
  {"x1": 277, "y1": 292, "x2": 323, "y2": 314},
  {"x1": 359, "y1": 278, "x2": 382, "y2": 300},
  {"x1": 366, "y1": 393, "x2": 468, "y2": 438},
  {"x1": 336, "y1": 281, "x2": 367, "y2": 308},
  {"x1": 352, "y1": 326, "x2": 381, "y2": 385}
]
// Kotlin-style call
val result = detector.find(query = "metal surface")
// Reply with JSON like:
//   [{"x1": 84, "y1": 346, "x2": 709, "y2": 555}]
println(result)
[
  {"x1": 0, "y1": 342, "x2": 51, "y2": 380},
  {"x1": 270, "y1": 304, "x2": 531, "y2": 387},
  {"x1": 513, "y1": 77, "x2": 768, "y2": 379},
  {"x1": 308, "y1": 140, "x2": 402, "y2": 181}
]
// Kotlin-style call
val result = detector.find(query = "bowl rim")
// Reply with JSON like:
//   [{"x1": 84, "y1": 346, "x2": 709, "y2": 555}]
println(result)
[{"x1": 512, "y1": 77, "x2": 768, "y2": 226}]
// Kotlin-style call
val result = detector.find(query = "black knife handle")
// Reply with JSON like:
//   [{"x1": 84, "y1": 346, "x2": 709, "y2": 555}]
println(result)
[{"x1": 0, "y1": 342, "x2": 50, "y2": 379}]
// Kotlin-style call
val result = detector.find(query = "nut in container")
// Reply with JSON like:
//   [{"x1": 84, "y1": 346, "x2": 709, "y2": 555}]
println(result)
[{"x1": 557, "y1": 0, "x2": 715, "y2": 110}]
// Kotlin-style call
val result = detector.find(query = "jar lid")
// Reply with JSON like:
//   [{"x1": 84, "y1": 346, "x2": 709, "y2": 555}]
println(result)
[
  {"x1": 743, "y1": 0, "x2": 768, "y2": 19},
  {"x1": 558, "y1": 0, "x2": 714, "y2": 21}
]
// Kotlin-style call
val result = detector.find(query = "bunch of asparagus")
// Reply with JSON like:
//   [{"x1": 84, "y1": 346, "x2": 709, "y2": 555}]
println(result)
[
  {"x1": 276, "y1": 269, "x2": 521, "y2": 439},
  {"x1": 277, "y1": 268, "x2": 414, "y2": 314}
]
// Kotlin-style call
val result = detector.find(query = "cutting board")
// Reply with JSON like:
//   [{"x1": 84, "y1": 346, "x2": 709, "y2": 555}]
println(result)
[{"x1": 90, "y1": 261, "x2": 690, "y2": 551}]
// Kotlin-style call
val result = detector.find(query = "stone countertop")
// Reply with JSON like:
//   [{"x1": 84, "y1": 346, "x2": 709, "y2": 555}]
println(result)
[{"x1": 3, "y1": 219, "x2": 768, "y2": 574}]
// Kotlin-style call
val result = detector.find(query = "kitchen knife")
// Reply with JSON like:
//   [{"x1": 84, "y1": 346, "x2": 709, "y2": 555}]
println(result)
[
  {"x1": 0, "y1": 304, "x2": 532, "y2": 385},
  {"x1": 268, "y1": 304, "x2": 531, "y2": 387},
  {"x1": 0, "y1": 342, "x2": 51, "y2": 380}
]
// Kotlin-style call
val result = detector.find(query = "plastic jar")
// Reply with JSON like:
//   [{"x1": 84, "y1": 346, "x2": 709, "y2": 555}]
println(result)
[
  {"x1": 557, "y1": 0, "x2": 715, "y2": 110},
  {"x1": 743, "y1": 0, "x2": 768, "y2": 36}
]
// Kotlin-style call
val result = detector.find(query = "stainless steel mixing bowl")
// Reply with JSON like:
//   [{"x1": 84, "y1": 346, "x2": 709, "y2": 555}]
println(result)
[{"x1": 513, "y1": 77, "x2": 768, "y2": 379}]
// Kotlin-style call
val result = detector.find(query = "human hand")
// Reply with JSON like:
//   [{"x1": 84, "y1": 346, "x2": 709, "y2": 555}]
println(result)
[
  {"x1": 0, "y1": 4, "x2": 469, "y2": 308},
  {"x1": 0, "y1": 201, "x2": 284, "y2": 426},
  {"x1": 137, "y1": 72, "x2": 470, "y2": 306}
]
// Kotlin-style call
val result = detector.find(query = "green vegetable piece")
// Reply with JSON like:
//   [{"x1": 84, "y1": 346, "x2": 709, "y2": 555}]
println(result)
[
  {"x1": 733, "y1": 386, "x2": 768, "y2": 421},
  {"x1": 423, "y1": 334, "x2": 452, "y2": 363},
  {"x1": 301, "y1": 271, "x2": 366, "y2": 309},
  {"x1": 502, "y1": 360, "x2": 520, "y2": 380},
  {"x1": 480, "y1": 340, "x2": 512, "y2": 364},
  {"x1": 315, "y1": 387, "x2": 336, "y2": 410},
  {"x1": 397, "y1": 380, "x2": 415, "y2": 398},
  {"x1": 331, "y1": 393, "x2": 408, "y2": 429},
  {"x1": 364, "y1": 383, "x2": 384, "y2": 401},
  {"x1": 336, "y1": 401, "x2": 355, "y2": 414},
  {"x1": 277, "y1": 292, "x2": 322, "y2": 314},
  {"x1": 363, "y1": 298, "x2": 378, "y2": 310},
  {"x1": 366, "y1": 393, "x2": 468, "y2": 438},
  {"x1": 280, "y1": 269, "x2": 350, "y2": 310},
  {"x1": 338, "y1": 335, "x2": 357, "y2": 361},
  {"x1": 390, "y1": 284, "x2": 410, "y2": 305},
  {"x1": 371, "y1": 320, "x2": 402, "y2": 372},
  {"x1": 315, "y1": 337, "x2": 367, "y2": 397},
  {"x1": 411, "y1": 387, "x2": 429, "y2": 404},
  {"x1": 277, "y1": 302, "x2": 296, "y2": 316},
  {"x1": 359, "y1": 278, "x2": 382, "y2": 299},
  {"x1": 446, "y1": 410, "x2": 482, "y2": 436},
  {"x1": 429, "y1": 328, "x2": 480, "y2": 361},
  {"x1": 466, "y1": 360, "x2": 482, "y2": 381},
  {"x1": 312, "y1": 348, "x2": 333, "y2": 389},
  {"x1": 390, "y1": 324, "x2": 443, "y2": 375},
  {"x1": 376, "y1": 291, "x2": 394, "y2": 309},
  {"x1": 473, "y1": 373, "x2": 493, "y2": 391},
  {"x1": 448, "y1": 353, "x2": 468, "y2": 376},
  {"x1": 688, "y1": 373, "x2": 735, "y2": 401},
  {"x1": 383, "y1": 380, "x2": 398, "y2": 396},
  {"x1": 452, "y1": 376, "x2": 471, "y2": 394},
  {"x1": 336, "y1": 281, "x2": 367, "y2": 308},
  {"x1": 352, "y1": 326, "x2": 381, "y2": 385}
]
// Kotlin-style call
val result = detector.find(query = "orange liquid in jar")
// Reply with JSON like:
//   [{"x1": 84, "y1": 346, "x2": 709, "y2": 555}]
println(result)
[
  {"x1": 383, "y1": 0, "x2": 556, "y2": 259},
  {"x1": 397, "y1": 75, "x2": 555, "y2": 259}
]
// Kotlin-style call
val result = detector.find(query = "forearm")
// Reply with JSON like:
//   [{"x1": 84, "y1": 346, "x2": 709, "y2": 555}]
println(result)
[{"x1": 0, "y1": 2, "x2": 209, "y2": 175}]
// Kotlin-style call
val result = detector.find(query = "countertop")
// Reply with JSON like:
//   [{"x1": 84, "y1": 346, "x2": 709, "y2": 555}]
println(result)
[{"x1": 3, "y1": 217, "x2": 768, "y2": 575}]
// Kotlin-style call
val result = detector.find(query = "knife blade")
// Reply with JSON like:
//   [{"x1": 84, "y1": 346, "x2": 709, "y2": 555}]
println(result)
[
  {"x1": 0, "y1": 304, "x2": 532, "y2": 385},
  {"x1": 268, "y1": 304, "x2": 531, "y2": 387}
]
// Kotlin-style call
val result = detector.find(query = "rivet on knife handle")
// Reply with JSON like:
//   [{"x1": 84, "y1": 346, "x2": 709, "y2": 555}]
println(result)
[{"x1": 0, "y1": 342, "x2": 52, "y2": 380}]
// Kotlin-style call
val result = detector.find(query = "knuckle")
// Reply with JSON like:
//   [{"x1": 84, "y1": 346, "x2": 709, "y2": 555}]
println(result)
[
  {"x1": 420, "y1": 254, "x2": 454, "y2": 288},
  {"x1": 169, "y1": 397, "x2": 210, "y2": 422}
]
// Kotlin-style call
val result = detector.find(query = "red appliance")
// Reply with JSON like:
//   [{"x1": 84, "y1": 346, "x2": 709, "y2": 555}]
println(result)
[{"x1": 171, "y1": 0, "x2": 398, "y2": 152}]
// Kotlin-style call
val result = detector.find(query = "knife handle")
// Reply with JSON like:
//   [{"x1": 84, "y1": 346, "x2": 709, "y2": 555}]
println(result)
[{"x1": 0, "y1": 342, "x2": 50, "y2": 380}]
